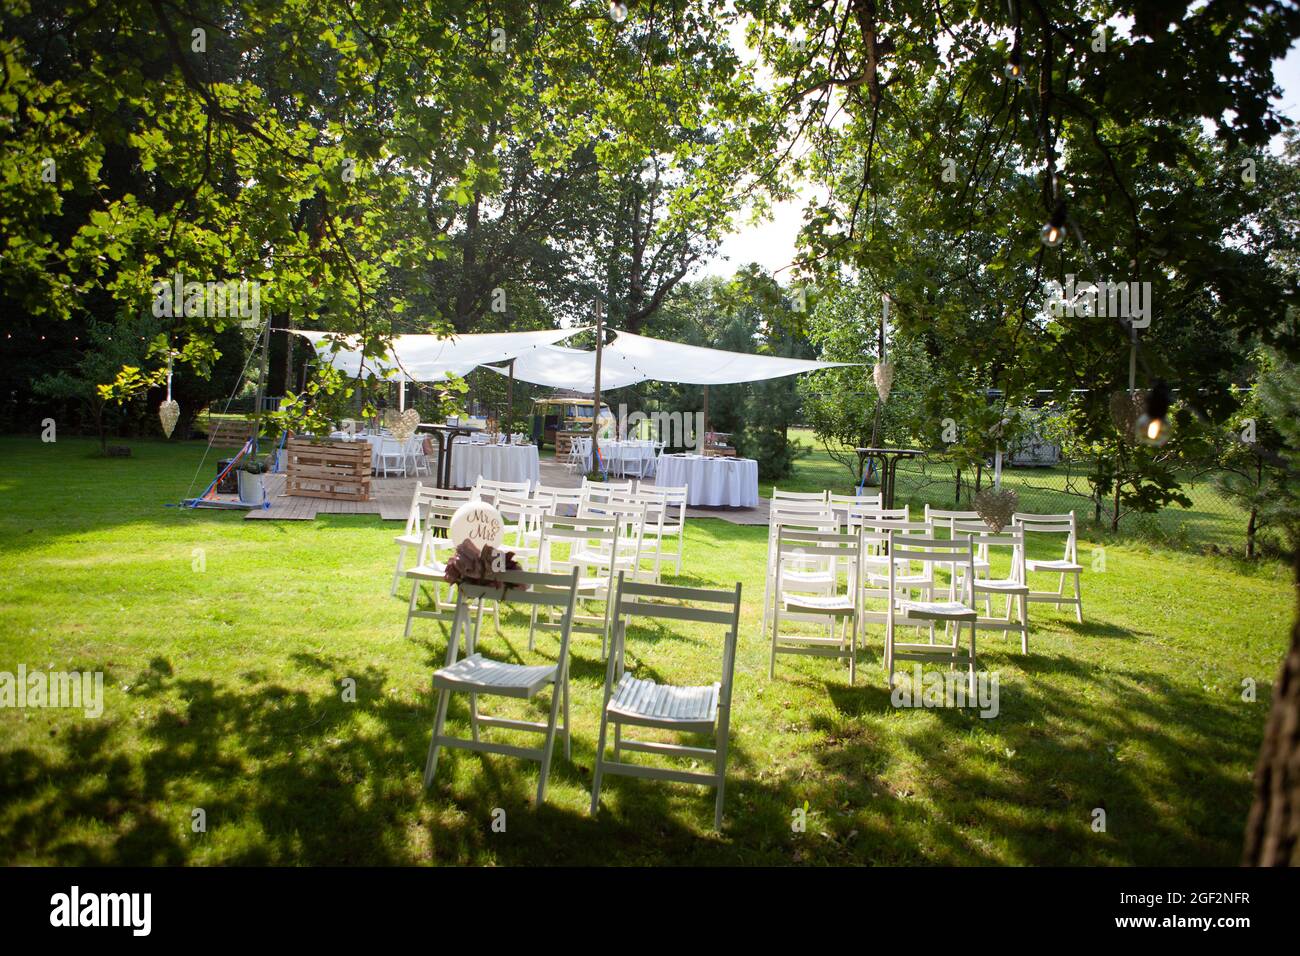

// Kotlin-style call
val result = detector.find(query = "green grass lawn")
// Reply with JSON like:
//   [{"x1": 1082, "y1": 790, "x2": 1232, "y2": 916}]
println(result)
[{"x1": 0, "y1": 434, "x2": 1292, "y2": 865}]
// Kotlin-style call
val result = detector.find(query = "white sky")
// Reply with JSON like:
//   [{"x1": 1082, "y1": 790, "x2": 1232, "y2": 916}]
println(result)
[{"x1": 698, "y1": 38, "x2": 1300, "y2": 278}]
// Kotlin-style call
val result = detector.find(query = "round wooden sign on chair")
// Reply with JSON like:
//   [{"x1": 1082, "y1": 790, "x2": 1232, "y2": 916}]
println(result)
[{"x1": 449, "y1": 500, "x2": 504, "y2": 551}]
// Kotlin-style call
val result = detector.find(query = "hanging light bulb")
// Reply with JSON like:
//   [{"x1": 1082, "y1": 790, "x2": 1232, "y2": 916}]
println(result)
[
  {"x1": 1135, "y1": 380, "x2": 1171, "y2": 447},
  {"x1": 1040, "y1": 202, "x2": 1067, "y2": 248},
  {"x1": 609, "y1": 1, "x2": 628, "y2": 23},
  {"x1": 1005, "y1": 47, "x2": 1022, "y2": 80}
]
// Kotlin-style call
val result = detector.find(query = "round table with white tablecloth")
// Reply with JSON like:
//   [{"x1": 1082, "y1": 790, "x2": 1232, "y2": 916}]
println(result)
[
  {"x1": 449, "y1": 441, "x2": 541, "y2": 488},
  {"x1": 656, "y1": 454, "x2": 759, "y2": 508}
]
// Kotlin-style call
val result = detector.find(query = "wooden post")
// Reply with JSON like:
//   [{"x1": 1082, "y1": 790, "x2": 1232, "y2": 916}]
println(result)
[
  {"x1": 591, "y1": 300, "x2": 603, "y2": 474},
  {"x1": 251, "y1": 316, "x2": 272, "y2": 453},
  {"x1": 506, "y1": 358, "x2": 515, "y2": 437},
  {"x1": 701, "y1": 384, "x2": 709, "y2": 454}
]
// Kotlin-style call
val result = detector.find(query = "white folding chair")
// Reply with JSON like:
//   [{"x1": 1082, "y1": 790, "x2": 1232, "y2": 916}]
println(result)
[
  {"x1": 496, "y1": 492, "x2": 550, "y2": 569},
  {"x1": 862, "y1": 517, "x2": 935, "y2": 599},
  {"x1": 925, "y1": 506, "x2": 989, "y2": 577},
  {"x1": 530, "y1": 514, "x2": 621, "y2": 656},
  {"x1": 591, "y1": 573, "x2": 743, "y2": 829},
  {"x1": 403, "y1": 503, "x2": 494, "y2": 637},
  {"x1": 772, "y1": 487, "x2": 829, "y2": 504},
  {"x1": 624, "y1": 489, "x2": 669, "y2": 581},
  {"x1": 405, "y1": 436, "x2": 432, "y2": 478},
  {"x1": 885, "y1": 535, "x2": 979, "y2": 695},
  {"x1": 769, "y1": 527, "x2": 864, "y2": 683},
  {"x1": 423, "y1": 568, "x2": 581, "y2": 805},
  {"x1": 378, "y1": 437, "x2": 408, "y2": 477},
  {"x1": 643, "y1": 483, "x2": 688, "y2": 575},
  {"x1": 578, "y1": 497, "x2": 648, "y2": 585},
  {"x1": 830, "y1": 491, "x2": 882, "y2": 529},
  {"x1": 392, "y1": 483, "x2": 456, "y2": 596},
  {"x1": 582, "y1": 477, "x2": 634, "y2": 497},
  {"x1": 761, "y1": 502, "x2": 839, "y2": 636},
  {"x1": 953, "y1": 522, "x2": 1030, "y2": 653},
  {"x1": 1014, "y1": 511, "x2": 1084, "y2": 622},
  {"x1": 566, "y1": 436, "x2": 591, "y2": 475},
  {"x1": 535, "y1": 483, "x2": 584, "y2": 518},
  {"x1": 473, "y1": 477, "x2": 532, "y2": 505}
]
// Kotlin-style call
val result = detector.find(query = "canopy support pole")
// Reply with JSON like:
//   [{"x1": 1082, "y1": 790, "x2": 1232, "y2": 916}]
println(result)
[
  {"x1": 506, "y1": 358, "x2": 515, "y2": 437},
  {"x1": 701, "y1": 385, "x2": 709, "y2": 454},
  {"x1": 251, "y1": 316, "x2": 271, "y2": 455},
  {"x1": 398, "y1": 373, "x2": 406, "y2": 412},
  {"x1": 591, "y1": 301, "x2": 603, "y2": 474}
]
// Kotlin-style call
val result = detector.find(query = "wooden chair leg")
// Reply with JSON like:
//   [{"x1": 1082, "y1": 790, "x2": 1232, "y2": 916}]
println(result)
[
  {"x1": 404, "y1": 581, "x2": 422, "y2": 638},
  {"x1": 391, "y1": 545, "x2": 408, "y2": 596},
  {"x1": 1074, "y1": 571, "x2": 1083, "y2": 622},
  {"x1": 590, "y1": 711, "x2": 610, "y2": 816},
  {"x1": 423, "y1": 688, "x2": 451, "y2": 789}
]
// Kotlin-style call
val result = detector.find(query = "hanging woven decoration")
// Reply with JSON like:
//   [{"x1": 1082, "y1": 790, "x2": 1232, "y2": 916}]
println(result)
[
  {"x1": 872, "y1": 360, "x2": 894, "y2": 403},
  {"x1": 384, "y1": 407, "x2": 420, "y2": 443},
  {"x1": 974, "y1": 487, "x2": 1019, "y2": 533},
  {"x1": 158, "y1": 353, "x2": 180, "y2": 438}
]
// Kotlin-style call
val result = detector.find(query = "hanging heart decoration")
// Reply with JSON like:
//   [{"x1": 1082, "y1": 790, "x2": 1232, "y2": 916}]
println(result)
[
  {"x1": 158, "y1": 399, "x2": 180, "y2": 438},
  {"x1": 1109, "y1": 389, "x2": 1145, "y2": 443},
  {"x1": 384, "y1": 407, "x2": 420, "y2": 443},
  {"x1": 973, "y1": 487, "x2": 1019, "y2": 533},
  {"x1": 873, "y1": 360, "x2": 895, "y2": 403}
]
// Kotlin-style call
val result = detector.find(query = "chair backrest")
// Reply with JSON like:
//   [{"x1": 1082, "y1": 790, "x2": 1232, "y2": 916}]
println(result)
[
  {"x1": 887, "y1": 535, "x2": 976, "y2": 601},
  {"x1": 380, "y1": 436, "x2": 406, "y2": 455},
  {"x1": 770, "y1": 504, "x2": 838, "y2": 534},
  {"x1": 772, "y1": 488, "x2": 828, "y2": 502},
  {"x1": 830, "y1": 492, "x2": 882, "y2": 508},
  {"x1": 474, "y1": 478, "x2": 532, "y2": 503},
  {"x1": 537, "y1": 514, "x2": 620, "y2": 572},
  {"x1": 652, "y1": 484, "x2": 689, "y2": 523},
  {"x1": 1013, "y1": 511, "x2": 1078, "y2": 562},
  {"x1": 775, "y1": 526, "x2": 865, "y2": 598},
  {"x1": 924, "y1": 506, "x2": 980, "y2": 537},
  {"x1": 953, "y1": 520, "x2": 1024, "y2": 567},
  {"x1": 583, "y1": 478, "x2": 634, "y2": 494},
  {"x1": 609, "y1": 572, "x2": 743, "y2": 709},
  {"x1": 454, "y1": 568, "x2": 582, "y2": 664},
  {"x1": 414, "y1": 503, "x2": 463, "y2": 565},
  {"x1": 534, "y1": 484, "x2": 584, "y2": 515}
]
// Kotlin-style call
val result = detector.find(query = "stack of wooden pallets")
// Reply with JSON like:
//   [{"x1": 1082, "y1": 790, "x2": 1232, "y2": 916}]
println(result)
[{"x1": 284, "y1": 439, "x2": 372, "y2": 501}]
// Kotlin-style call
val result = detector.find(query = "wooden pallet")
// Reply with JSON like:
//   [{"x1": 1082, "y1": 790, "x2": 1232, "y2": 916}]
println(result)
[
  {"x1": 206, "y1": 419, "x2": 257, "y2": 448},
  {"x1": 284, "y1": 439, "x2": 372, "y2": 501}
]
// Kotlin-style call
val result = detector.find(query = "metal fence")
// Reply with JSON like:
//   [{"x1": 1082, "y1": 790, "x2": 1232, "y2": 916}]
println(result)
[{"x1": 887, "y1": 454, "x2": 1254, "y2": 555}]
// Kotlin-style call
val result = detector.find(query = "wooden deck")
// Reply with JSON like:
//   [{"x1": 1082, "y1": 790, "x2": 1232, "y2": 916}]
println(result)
[{"x1": 243, "y1": 457, "x2": 772, "y2": 525}]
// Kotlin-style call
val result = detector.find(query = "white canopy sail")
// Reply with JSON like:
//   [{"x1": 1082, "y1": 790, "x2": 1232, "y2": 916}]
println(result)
[
  {"x1": 293, "y1": 327, "x2": 587, "y2": 381},
  {"x1": 486, "y1": 329, "x2": 853, "y2": 391},
  {"x1": 483, "y1": 344, "x2": 649, "y2": 392}
]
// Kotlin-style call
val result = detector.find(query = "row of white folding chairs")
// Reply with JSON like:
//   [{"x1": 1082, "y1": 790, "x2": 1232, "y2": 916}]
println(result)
[
  {"x1": 424, "y1": 570, "x2": 742, "y2": 828},
  {"x1": 764, "y1": 508, "x2": 1085, "y2": 687},
  {"x1": 768, "y1": 524, "x2": 1022, "y2": 693},
  {"x1": 377, "y1": 435, "x2": 433, "y2": 479},
  {"x1": 765, "y1": 494, "x2": 1083, "y2": 625},
  {"x1": 397, "y1": 481, "x2": 690, "y2": 655}
]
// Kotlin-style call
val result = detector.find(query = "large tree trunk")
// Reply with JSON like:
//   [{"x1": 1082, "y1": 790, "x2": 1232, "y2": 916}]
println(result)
[{"x1": 1243, "y1": 550, "x2": 1300, "y2": 865}]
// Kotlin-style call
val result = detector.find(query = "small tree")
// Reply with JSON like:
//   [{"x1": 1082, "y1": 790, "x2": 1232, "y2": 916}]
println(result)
[{"x1": 32, "y1": 316, "x2": 157, "y2": 454}]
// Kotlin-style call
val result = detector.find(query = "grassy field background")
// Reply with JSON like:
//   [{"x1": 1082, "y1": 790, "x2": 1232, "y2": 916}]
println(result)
[{"x1": 0, "y1": 434, "x2": 1292, "y2": 865}]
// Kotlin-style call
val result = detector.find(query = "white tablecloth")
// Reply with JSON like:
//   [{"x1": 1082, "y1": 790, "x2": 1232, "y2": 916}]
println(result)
[
  {"x1": 449, "y1": 443, "x2": 540, "y2": 488},
  {"x1": 599, "y1": 440, "x2": 657, "y2": 476},
  {"x1": 657, "y1": 455, "x2": 759, "y2": 508}
]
